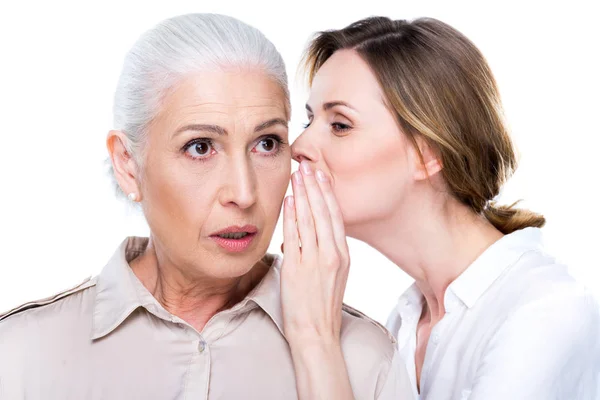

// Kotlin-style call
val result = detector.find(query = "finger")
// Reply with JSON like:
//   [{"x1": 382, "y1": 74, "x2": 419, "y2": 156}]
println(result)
[
  {"x1": 299, "y1": 161, "x2": 336, "y2": 254},
  {"x1": 315, "y1": 169, "x2": 349, "y2": 257},
  {"x1": 282, "y1": 195, "x2": 300, "y2": 262},
  {"x1": 291, "y1": 170, "x2": 317, "y2": 257}
]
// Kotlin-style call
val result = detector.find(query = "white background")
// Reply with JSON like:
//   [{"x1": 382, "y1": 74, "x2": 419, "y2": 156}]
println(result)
[{"x1": 0, "y1": 0, "x2": 598, "y2": 324}]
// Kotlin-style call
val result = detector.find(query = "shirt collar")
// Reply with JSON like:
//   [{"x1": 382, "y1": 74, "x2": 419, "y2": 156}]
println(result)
[
  {"x1": 92, "y1": 237, "x2": 156, "y2": 340},
  {"x1": 397, "y1": 227, "x2": 545, "y2": 314},
  {"x1": 396, "y1": 283, "x2": 425, "y2": 319},
  {"x1": 243, "y1": 254, "x2": 285, "y2": 336},
  {"x1": 92, "y1": 237, "x2": 286, "y2": 340},
  {"x1": 447, "y1": 227, "x2": 545, "y2": 310}
]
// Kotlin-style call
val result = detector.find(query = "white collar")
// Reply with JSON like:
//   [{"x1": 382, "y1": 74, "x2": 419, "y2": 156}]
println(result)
[{"x1": 397, "y1": 227, "x2": 546, "y2": 314}]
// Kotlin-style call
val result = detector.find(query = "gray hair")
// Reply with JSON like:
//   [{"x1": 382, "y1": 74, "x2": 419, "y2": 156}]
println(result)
[{"x1": 109, "y1": 13, "x2": 290, "y2": 199}]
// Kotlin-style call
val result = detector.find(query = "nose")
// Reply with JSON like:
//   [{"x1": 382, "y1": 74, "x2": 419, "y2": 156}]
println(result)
[
  {"x1": 291, "y1": 128, "x2": 319, "y2": 165},
  {"x1": 219, "y1": 157, "x2": 257, "y2": 210}
]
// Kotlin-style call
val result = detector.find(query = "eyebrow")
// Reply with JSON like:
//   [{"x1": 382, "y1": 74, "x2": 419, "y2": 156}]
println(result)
[
  {"x1": 254, "y1": 118, "x2": 288, "y2": 132},
  {"x1": 305, "y1": 101, "x2": 356, "y2": 113},
  {"x1": 174, "y1": 118, "x2": 288, "y2": 137},
  {"x1": 174, "y1": 124, "x2": 228, "y2": 136}
]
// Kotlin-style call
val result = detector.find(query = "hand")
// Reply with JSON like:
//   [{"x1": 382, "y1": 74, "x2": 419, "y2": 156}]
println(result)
[
  {"x1": 280, "y1": 160, "x2": 355, "y2": 399},
  {"x1": 280, "y1": 160, "x2": 350, "y2": 345}
]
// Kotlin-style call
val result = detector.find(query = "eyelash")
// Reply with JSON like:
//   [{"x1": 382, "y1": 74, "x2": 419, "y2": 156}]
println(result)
[
  {"x1": 252, "y1": 135, "x2": 286, "y2": 155},
  {"x1": 182, "y1": 138, "x2": 215, "y2": 161},
  {"x1": 182, "y1": 135, "x2": 286, "y2": 161},
  {"x1": 302, "y1": 120, "x2": 353, "y2": 134},
  {"x1": 331, "y1": 122, "x2": 352, "y2": 133}
]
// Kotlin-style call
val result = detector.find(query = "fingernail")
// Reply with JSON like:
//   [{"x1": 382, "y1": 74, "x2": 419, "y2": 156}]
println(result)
[
  {"x1": 293, "y1": 171, "x2": 303, "y2": 185},
  {"x1": 316, "y1": 170, "x2": 328, "y2": 182},
  {"x1": 301, "y1": 161, "x2": 313, "y2": 175},
  {"x1": 286, "y1": 196, "x2": 295, "y2": 206}
]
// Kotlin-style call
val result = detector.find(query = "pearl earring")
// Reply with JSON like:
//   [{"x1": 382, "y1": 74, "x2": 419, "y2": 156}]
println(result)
[{"x1": 128, "y1": 193, "x2": 138, "y2": 202}]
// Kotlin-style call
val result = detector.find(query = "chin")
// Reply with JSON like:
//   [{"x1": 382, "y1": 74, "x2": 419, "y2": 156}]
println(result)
[
  {"x1": 343, "y1": 208, "x2": 390, "y2": 239},
  {"x1": 207, "y1": 248, "x2": 267, "y2": 279},
  {"x1": 203, "y1": 260, "x2": 255, "y2": 280}
]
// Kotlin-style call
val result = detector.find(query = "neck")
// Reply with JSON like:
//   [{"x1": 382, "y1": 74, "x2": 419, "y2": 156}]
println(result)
[
  {"x1": 352, "y1": 196, "x2": 503, "y2": 322},
  {"x1": 130, "y1": 237, "x2": 268, "y2": 332}
]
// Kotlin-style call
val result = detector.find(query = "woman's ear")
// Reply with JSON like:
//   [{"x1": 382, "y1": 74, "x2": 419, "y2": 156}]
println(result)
[
  {"x1": 410, "y1": 136, "x2": 443, "y2": 181},
  {"x1": 107, "y1": 130, "x2": 141, "y2": 200}
]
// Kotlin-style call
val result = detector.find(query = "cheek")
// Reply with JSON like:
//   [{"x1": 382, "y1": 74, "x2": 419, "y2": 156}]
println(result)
[
  {"x1": 256, "y1": 156, "x2": 291, "y2": 218},
  {"x1": 325, "y1": 134, "x2": 410, "y2": 225},
  {"x1": 141, "y1": 150, "x2": 216, "y2": 242}
]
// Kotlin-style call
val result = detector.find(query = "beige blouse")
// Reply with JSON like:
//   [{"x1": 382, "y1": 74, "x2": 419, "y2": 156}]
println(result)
[{"x1": 0, "y1": 237, "x2": 412, "y2": 400}]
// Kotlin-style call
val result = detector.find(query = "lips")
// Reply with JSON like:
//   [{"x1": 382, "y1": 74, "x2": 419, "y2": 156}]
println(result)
[
  {"x1": 209, "y1": 225, "x2": 258, "y2": 253},
  {"x1": 210, "y1": 225, "x2": 258, "y2": 237}
]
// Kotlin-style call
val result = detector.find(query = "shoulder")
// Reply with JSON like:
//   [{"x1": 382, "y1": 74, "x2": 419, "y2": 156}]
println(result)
[
  {"x1": 493, "y1": 262, "x2": 600, "y2": 355},
  {"x1": 339, "y1": 304, "x2": 408, "y2": 398},
  {"x1": 508, "y1": 250, "x2": 598, "y2": 315},
  {"x1": 0, "y1": 277, "x2": 97, "y2": 334},
  {"x1": 340, "y1": 303, "x2": 396, "y2": 361},
  {"x1": 0, "y1": 277, "x2": 98, "y2": 377},
  {"x1": 510, "y1": 279, "x2": 599, "y2": 331},
  {"x1": 477, "y1": 282, "x2": 600, "y2": 390},
  {"x1": 494, "y1": 248, "x2": 595, "y2": 314}
]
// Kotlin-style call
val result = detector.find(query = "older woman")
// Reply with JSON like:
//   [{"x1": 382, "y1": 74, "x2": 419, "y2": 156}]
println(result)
[{"x1": 0, "y1": 14, "x2": 412, "y2": 400}]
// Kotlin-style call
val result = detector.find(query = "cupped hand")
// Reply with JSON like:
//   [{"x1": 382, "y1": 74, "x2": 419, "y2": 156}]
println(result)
[{"x1": 280, "y1": 160, "x2": 350, "y2": 346}]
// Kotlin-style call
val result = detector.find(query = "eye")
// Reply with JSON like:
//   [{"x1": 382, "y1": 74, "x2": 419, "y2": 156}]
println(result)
[
  {"x1": 253, "y1": 135, "x2": 283, "y2": 155},
  {"x1": 184, "y1": 139, "x2": 215, "y2": 159},
  {"x1": 332, "y1": 122, "x2": 352, "y2": 133}
]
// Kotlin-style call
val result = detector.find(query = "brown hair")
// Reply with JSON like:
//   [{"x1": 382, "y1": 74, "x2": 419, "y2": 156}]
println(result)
[{"x1": 303, "y1": 17, "x2": 545, "y2": 234}]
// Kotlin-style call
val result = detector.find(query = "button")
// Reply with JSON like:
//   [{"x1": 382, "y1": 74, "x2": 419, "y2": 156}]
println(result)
[
  {"x1": 198, "y1": 340, "x2": 207, "y2": 353},
  {"x1": 432, "y1": 333, "x2": 440, "y2": 344}
]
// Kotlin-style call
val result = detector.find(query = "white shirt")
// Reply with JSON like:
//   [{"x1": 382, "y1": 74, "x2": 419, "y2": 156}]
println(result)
[{"x1": 386, "y1": 227, "x2": 600, "y2": 400}]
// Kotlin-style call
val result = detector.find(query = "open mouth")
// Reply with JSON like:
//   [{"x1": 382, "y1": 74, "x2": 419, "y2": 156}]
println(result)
[
  {"x1": 209, "y1": 226, "x2": 258, "y2": 252},
  {"x1": 217, "y1": 232, "x2": 252, "y2": 240}
]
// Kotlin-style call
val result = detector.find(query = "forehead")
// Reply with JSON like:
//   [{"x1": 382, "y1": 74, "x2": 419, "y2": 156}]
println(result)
[
  {"x1": 160, "y1": 68, "x2": 288, "y2": 123},
  {"x1": 308, "y1": 50, "x2": 384, "y2": 109}
]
